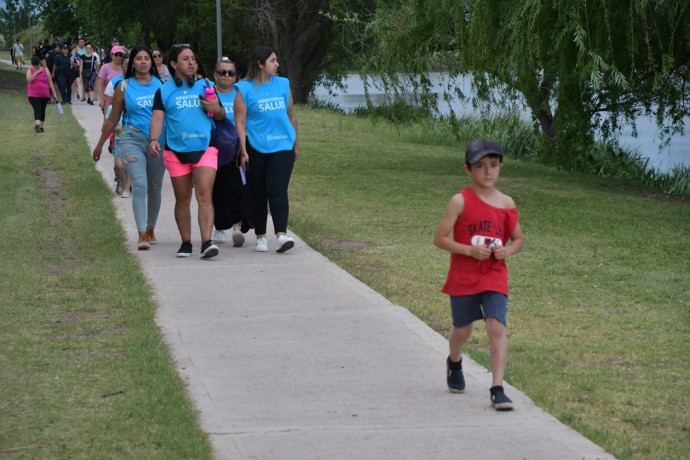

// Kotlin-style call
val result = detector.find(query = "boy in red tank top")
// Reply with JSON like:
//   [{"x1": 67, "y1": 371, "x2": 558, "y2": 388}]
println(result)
[{"x1": 434, "y1": 140, "x2": 525, "y2": 410}]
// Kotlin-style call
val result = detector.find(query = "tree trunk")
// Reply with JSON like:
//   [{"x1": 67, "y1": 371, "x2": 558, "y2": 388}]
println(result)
[{"x1": 275, "y1": 0, "x2": 332, "y2": 103}]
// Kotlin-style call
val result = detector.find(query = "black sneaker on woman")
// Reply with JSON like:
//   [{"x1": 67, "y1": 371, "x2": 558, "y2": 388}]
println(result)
[
  {"x1": 176, "y1": 241, "x2": 193, "y2": 258},
  {"x1": 200, "y1": 240, "x2": 219, "y2": 259}
]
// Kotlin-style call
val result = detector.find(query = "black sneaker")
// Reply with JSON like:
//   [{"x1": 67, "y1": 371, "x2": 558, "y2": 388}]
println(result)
[
  {"x1": 490, "y1": 386, "x2": 514, "y2": 411},
  {"x1": 200, "y1": 240, "x2": 219, "y2": 259},
  {"x1": 176, "y1": 241, "x2": 193, "y2": 258},
  {"x1": 447, "y1": 356, "x2": 465, "y2": 393}
]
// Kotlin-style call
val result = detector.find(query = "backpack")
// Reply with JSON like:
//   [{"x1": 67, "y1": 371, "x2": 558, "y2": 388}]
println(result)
[{"x1": 211, "y1": 116, "x2": 239, "y2": 167}]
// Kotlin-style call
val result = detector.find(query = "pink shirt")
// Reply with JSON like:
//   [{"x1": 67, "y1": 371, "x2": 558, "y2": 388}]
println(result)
[
  {"x1": 97, "y1": 64, "x2": 123, "y2": 88},
  {"x1": 27, "y1": 67, "x2": 51, "y2": 98}
]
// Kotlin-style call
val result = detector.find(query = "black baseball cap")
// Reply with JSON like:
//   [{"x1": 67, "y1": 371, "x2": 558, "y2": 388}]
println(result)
[
  {"x1": 111, "y1": 37, "x2": 119, "y2": 42},
  {"x1": 465, "y1": 140, "x2": 504, "y2": 165}
]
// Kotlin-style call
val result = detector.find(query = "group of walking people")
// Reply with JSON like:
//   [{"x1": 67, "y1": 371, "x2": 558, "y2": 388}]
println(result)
[{"x1": 89, "y1": 43, "x2": 299, "y2": 259}]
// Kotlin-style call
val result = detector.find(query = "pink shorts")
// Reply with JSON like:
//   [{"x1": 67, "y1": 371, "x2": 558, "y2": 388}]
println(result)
[{"x1": 163, "y1": 146, "x2": 218, "y2": 177}]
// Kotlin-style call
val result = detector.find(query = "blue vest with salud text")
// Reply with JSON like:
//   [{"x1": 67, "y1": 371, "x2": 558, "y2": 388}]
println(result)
[
  {"x1": 234, "y1": 76, "x2": 295, "y2": 154},
  {"x1": 158, "y1": 79, "x2": 214, "y2": 152}
]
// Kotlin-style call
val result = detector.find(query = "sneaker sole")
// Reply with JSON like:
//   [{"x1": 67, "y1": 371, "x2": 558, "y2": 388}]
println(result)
[
  {"x1": 492, "y1": 401, "x2": 514, "y2": 411},
  {"x1": 232, "y1": 233, "x2": 245, "y2": 247},
  {"x1": 201, "y1": 246, "x2": 219, "y2": 259},
  {"x1": 448, "y1": 386, "x2": 465, "y2": 394},
  {"x1": 137, "y1": 242, "x2": 151, "y2": 250},
  {"x1": 176, "y1": 252, "x2": 192, "y2": 258},
  {"x1": 276, "y1": 240, "x2": 294, "y2": 253}
]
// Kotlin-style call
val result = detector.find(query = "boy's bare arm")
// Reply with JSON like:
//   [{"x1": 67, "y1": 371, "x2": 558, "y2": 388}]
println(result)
[
  {"x1": 434, "y1": 194, "x2": 488, "y2": 259},
  {"x1": 492, "y1": 223, "x2": 524, "y2": 260}
]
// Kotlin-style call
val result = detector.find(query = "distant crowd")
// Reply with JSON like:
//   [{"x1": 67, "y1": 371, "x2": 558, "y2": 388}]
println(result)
[{"x1": 13, "y1": 36, "x2": 127, "y2": 105}]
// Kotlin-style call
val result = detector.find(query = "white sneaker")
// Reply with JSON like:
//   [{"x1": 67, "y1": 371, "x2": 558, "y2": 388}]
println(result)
[
  {"x1": 231, "y1": 227, "x2": 245, "y2": 247},
  {"x1": 213, "y1": 229, "x2": 227, "y2": 244},
  {"x1": 276, "y1": 234, "x2": 295, "y2": 253},
  {"x1": 255, "y1": 236, "x2": 268, "y2": 252},
  {"x1": 121, "y1": 190, "x2": 130, "y2": 198}
]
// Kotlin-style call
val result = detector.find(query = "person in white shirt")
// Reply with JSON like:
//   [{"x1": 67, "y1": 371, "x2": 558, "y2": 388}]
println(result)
[{"x1": 12, "y1": 39, "x2": 25, "y2": 70}]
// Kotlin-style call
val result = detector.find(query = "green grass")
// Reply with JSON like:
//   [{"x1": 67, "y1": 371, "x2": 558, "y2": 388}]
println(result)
[
  {"x1": 289, "y1": 108, "x2": 690, "y2": 459},
  {"x1": 0, "y1": 64, "x2": 213, "y2": 459}
]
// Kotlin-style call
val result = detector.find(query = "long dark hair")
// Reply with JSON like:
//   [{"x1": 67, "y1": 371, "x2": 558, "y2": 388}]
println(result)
[
  {"x1": 124, "y1": 44, "x2": 160, "y2": 80},
  {"x1": 245, "y1": 46, "x2": 276, "y2": 82}
]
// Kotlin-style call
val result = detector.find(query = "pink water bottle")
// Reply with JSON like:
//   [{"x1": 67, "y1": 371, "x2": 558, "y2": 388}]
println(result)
[{"x1": 205, "y1": 87, "x2": 215, "y2": 117}]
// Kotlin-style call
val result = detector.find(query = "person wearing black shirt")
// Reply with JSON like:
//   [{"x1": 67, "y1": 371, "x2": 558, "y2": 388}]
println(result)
[{"x1": 52, "y1": 44, "x2": 73, "y2": 104}]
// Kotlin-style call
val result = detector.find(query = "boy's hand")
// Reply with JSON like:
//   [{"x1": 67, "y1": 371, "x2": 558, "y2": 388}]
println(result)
[
  {"x1": 470, "y1": 245, "x2": 492, "y2": 261},
  {"x1": 492, "y1": 246, "x2": 509, "y2": 260}
]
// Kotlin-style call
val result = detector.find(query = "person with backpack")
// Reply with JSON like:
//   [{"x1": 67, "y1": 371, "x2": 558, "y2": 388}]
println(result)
[
  {"x1": 92, "y1": 44, "x2": 166, "y2": 251},
  {"x1": 211, "y1": 56, "x2": 251, "y2": 246},
  {"x1": 80, "y1": 43, "x2": 100, "y2": 105}
]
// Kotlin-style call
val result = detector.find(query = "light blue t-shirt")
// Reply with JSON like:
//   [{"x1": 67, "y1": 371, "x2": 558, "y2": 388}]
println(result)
[
  {"x1": 123, "y1": 77, "x2": 163, "y2": 139},
  {"x1": 217, "y1": 89, "x2": 236, "y2": 125},
  {"x1": 156, "y1": 79, "x2": 214, "y2": 152},
  {"x1": 234, "y1": 76, "x2": 296, "y2": 154}
]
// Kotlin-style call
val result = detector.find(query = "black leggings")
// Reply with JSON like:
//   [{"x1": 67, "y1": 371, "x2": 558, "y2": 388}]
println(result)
[
  {"x1": 246, "y1": 142, "x2": 295, "y2": 235},
  {"x1": 28, "y1": 97, "x2": 49, "y2": 121}
]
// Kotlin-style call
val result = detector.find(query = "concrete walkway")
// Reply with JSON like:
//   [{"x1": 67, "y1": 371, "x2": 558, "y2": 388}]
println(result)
[{"x1": 72, "y1": 102, "x2": 614, "y2": 460}]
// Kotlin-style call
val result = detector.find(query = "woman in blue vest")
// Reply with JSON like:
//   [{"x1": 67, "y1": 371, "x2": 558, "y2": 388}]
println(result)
[
  {"x1": 92, "y1": 44, "x2": 166, "y2": 251},
  {"x1": 234, "y1": 46, "x2": 299, "y2": 253},
  {"x1": 148, "y1": 44, "x2": 226, "y2": 259}
]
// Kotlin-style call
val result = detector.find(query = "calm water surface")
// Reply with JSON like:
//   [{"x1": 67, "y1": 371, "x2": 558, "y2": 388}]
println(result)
[{"x1": 312, "y1": 74, "x2": 688, "y2": 173}]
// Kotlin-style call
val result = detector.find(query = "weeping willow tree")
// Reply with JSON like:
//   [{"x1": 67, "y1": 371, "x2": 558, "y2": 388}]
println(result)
[{"x1": 369, "y1": 0, "x2": 689, "y2": 169}]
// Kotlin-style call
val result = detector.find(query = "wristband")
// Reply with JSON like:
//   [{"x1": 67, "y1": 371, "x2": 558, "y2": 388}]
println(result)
[{"x1": 148, "y1": 138, "x2": 157, "y2": 144}]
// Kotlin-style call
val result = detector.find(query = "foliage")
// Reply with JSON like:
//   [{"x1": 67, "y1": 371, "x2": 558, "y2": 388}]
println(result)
[
  {"x1": 338, "y1": 96, "x2": 690, "y2": 197},
  {"x1": 23, "y1": 0, "x2": 378, "y2": 103},
  {"x1": 367, "y1": 0, "x2": 690, "y2": 170}
]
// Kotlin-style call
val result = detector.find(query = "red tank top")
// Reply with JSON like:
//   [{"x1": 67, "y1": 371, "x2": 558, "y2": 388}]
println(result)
[{"x1": 441, "y1": 186, "x2": 519, "y2": 296}]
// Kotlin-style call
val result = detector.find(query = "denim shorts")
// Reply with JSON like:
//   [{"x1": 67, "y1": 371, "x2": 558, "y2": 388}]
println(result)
[
  {"x1": 450, "y1": 291, "x2": 507, "y2": 328},
  {"x1": 111, "y1": 142, "x2": 123, "y2": 159}
]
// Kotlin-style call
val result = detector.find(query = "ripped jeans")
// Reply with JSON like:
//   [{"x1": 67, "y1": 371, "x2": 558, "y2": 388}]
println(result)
[{"x1": 120, "y1": 125, "x2": 166, "y2": 232}]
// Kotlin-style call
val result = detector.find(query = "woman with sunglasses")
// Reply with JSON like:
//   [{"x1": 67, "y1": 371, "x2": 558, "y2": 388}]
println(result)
[
  {"x1": 234, "y1": 46, "x2": 299, "y2": 253},
  {"x1": 152, "y1": 49, "x2": 172, "y2": 83},
  {"x1": 148, "y1": 44, "x2": 226, "y2": 259},
  {"x1": 96, "y1": 45, "x2": 125, "y2": 111},
  {"x1": 211, "y1": 57, "x2": 251, "y2": 247},
  {"x1": 92, "y1": 44, "x2": 166, "y2": 251}
]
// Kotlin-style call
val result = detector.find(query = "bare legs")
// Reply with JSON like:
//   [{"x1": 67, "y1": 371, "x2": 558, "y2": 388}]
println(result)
[
  {"x1": 170, "y1": 166, "x2": 216, "y2": 243},
  {"x1": 449, "y1": 317, "x2": 507, "y2": 387}
]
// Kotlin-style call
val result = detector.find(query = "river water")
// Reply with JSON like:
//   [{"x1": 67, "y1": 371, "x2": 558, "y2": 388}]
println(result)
[{"x1": 311, "y1": 73, "x2": 688, "y2": 173}]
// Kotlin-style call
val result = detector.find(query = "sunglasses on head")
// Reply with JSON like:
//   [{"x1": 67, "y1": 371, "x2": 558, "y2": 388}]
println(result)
[
  {"x1": 113, "y1": 52, "x2": 123, "y2": 57},
  {"x1": 216, "y1": 69, "x2": 236, "y2": 77},
  {"x1": 172, "y1": 43, "x2": 191, "y2": 50}
]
